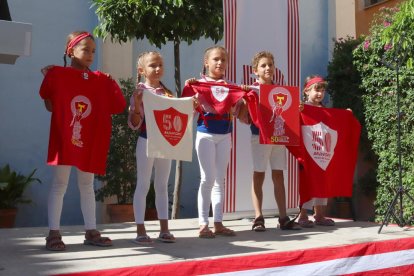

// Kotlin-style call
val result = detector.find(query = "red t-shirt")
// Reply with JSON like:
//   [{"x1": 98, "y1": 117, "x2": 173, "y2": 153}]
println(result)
[{"x1": 39, "y1": 66, "x2": 126, "y2": 175}]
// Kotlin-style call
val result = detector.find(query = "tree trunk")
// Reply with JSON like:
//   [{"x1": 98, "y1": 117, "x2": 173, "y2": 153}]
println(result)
[{"x1": 171, "y1": 39, "x2": 182, "y2": 219}]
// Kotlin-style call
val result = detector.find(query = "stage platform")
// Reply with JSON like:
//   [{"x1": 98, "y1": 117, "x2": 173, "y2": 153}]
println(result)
[{"x1": 1, "y1": 217, "x2": 413, "y2": 275}]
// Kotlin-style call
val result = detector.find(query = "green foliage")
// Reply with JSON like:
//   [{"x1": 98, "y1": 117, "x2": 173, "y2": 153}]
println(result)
[
  {"x1": 91, "y1": 0, "x2": 223, "y2": 47},
  {"x1": 353, "y1": 1, "x2": 414, "y2": 223},
  {"x1": 327, "y1": 35, "x2": 379, "y2": 197},
  {"x1": 0, "y1": 164, "x2": 41, "y2": 209},
  {"x1": 95, "y1": 78, "x2": 138, "y2": 204}
]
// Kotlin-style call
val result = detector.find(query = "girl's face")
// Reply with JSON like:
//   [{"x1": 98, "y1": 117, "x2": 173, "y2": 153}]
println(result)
[
  {"x1": 70, "y1": 37, "x2": 95, "y2": 70},
  {"x1": 253, "y1": 57, "x2": 274, "y2": 84},
  {"x1": 139, "y1": 53, "x2": 164, "y2": 83},
  {"x1": 204, "y1": 49, "x2": 227, "y2": 79},
  {"x1": 305, "y1": 83, "x2": 325, "y2": 106}
]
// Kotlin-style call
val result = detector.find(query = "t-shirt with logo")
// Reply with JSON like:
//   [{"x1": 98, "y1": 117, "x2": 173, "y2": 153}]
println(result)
[{"x1": 39, "y1": 66, "x2": 126, "y2": 175}]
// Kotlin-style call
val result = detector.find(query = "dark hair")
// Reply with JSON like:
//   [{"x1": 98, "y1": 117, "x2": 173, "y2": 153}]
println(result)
[
  {"x1": 302, "y1": 74, "x2": 327, "y2": 102},
  {"x1": 63, "y1": 31, "x2": 94, "y2": 67},
  {"x1": 202, "y1": 46, "x2": 228, "y2": 76}
]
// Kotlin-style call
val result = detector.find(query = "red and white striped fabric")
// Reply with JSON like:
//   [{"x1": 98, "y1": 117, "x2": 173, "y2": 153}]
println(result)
[
  {"x1": 60, "y1": 237, "x2": 414, "y2": 275},
  {"x1": 223, "y1": 0, "x2": 301, "y2": 214}
]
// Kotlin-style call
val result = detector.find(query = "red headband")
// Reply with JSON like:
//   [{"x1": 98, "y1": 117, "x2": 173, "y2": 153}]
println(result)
[
  {"x1": 65, "y1": 32, "x2": 92, "y2": 55},
  {"x1": 304, "y1": 77, "x2": 325, "y2": 90}
]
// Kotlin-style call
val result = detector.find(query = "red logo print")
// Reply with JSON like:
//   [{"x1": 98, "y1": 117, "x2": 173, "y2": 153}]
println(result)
[{"x1": 154, "y1": 107, "x2": 188, "y2": 146}]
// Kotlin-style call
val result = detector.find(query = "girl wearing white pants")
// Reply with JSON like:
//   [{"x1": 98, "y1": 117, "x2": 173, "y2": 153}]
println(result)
[
  {"x1": 128, "y1": 51, "x2": 176, "y2": 244},
  {"x1": 189, "y1": 46, "x2": 238, "y2": 238}
]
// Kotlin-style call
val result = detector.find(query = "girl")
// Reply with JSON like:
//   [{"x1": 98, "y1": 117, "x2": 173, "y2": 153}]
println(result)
[
  {"x1": 128, "y1": 51, "x2": 176, "y2": 244},
  {"x1": 247, "y1": 51, "x2": 300, "y2": 231},
  {"x1": 298, "y1": 75, "x2": 335, "y2": 227},
  {"x1": 189, "y1": 46, "x2": 237, "y2": 238},
  {"x1": 40, "y1": 31, "x2": 126, "y2": 251}
]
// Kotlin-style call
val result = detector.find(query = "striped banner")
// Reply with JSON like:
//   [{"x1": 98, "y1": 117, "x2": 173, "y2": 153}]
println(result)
[
  {"x1": 63, "y1": 237, "x2": 414, "y2": 275},
  {"x1": 223, "y1": 0, "x2": 300, "y2": 214}
]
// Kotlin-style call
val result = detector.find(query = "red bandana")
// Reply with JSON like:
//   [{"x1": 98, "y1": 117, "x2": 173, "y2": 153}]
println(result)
[{"x1": 65, "y1": 32, "x2": 92, "y2": 55}]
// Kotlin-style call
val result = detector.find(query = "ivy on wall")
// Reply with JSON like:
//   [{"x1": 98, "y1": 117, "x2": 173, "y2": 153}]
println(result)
[{"x1": 353, "y1": 1, "x2": 414, "y2": 223}]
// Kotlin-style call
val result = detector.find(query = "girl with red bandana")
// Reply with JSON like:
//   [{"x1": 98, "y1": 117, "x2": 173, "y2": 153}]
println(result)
[{"x1": 40, "y1": 31, "x2": 126, "y2": 251}]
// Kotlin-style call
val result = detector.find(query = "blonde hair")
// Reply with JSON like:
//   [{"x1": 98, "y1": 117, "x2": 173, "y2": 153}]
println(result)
[
  {"x1": 136, "y1": 51, "x2": 173, "y2": 97},
  {"x1": 251, "y1": 51, "x2": 275, "y2": 71},
  {"x1": 63, "y1": 30, "x2": 94, "y2": 67},
  {"x1": 202, "y1": 46, "x2": 228, "y2": 76},
  {"x1": 302, "y1": 74, "x2": 327, "y2": 102}
]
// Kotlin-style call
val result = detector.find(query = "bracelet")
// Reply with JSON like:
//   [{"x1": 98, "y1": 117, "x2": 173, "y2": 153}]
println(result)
[{"x1": 134, "y1": 111, "x2": 141, "y2": 115}]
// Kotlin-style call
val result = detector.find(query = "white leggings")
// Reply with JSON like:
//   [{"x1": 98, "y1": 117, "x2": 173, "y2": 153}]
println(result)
[
  {"x1": 48, "y1": 165, "x2": 96, "y2": 230},
  {"x1": 133, "y1": 137, "x2": 171, "y2": 224},
  {"x1": 196, "y1": 131, "x2": 231, "y2": 225}
]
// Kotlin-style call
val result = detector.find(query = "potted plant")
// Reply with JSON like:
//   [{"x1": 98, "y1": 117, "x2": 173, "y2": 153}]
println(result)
[
  {"x1": 0, "y1": 164, "x2": 41, "y2": 228},
  {"x1": 95, "y1": 78, "x2": 138, "y2": 222}
]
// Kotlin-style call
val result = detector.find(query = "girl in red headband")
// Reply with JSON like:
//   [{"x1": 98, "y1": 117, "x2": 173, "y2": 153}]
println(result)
[
  {"x1": 298, "y1": 75, "x2": 335, "y2": 228},
  {"x1": 39, "y1": 31, "x2": 126, "y2": 251}
]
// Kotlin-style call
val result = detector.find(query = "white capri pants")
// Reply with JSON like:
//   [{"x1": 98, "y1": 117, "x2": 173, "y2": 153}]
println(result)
[
  {"x1": 196, "y1": 131, "x2": 232, "y2": 225},
  {"x1": 250, "y1": 135, "x2": 287, "y2": 172},
  {"x1": 48, "y1": 165, "x2": 96, "y2": 230},
  {"x1": 302, "y1": 198, "x2": 328, "y2": 210},
  {"x1": 133, "y1": 137, "x2": 171, "y2": 224}
]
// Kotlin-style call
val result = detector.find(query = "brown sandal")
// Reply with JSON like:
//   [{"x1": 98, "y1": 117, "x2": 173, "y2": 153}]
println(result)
[
  {"x1": 278, "y1": 216, "x2": 301, "y2": 230},
  {"x1": 84, "y1": 230, "x2": 112, "y2": 247},
  {"x1": 252, "y1": 216, "x2": 266, "y2": 232},
  {"x1": 45, "y1": 234, "x2": 66, "y2": 251}
]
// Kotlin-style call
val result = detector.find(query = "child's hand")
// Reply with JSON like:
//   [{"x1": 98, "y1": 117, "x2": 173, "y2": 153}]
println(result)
[
  {"x1": 41, "y1": 65, "x2": 55, "y2": 76},
  {"x1": 299, "y1": 101, "x2": 304, "y2": 112},
  {"x1": 240, "y1": 84, "x2": 250, "y2": 91},
  {"x1": 193, "y1": 95, "x2": 200, "y2": 109},
  {"x1": 185, "y1": 78, "x2": 197, "y2": 85}
]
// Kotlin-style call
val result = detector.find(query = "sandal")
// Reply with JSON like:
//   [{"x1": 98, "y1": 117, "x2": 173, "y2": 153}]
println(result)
[
  {"x1": 214, "y1": 227, "x2": 236, "y2": 236},
  {"x1": 157, "y1": 232, "x2": 176, "y2": 243},
  {"x1": 278, "y1": 216, "x2": 301, "y2": 230},
  {"x1": 298, "y1": 218, "x2": 315, "y2": 228},
  {"x1": 198, "y1": 228, "x2": 215, "y2": 239},
  {"x1": 45, "y1": 234, "x2": 66, "y2": 251},
  {"x1": 314, "y1": 217, "x2": 335, "y2": 226},
  {"x1": 84, "y1": 230, "x2": 112, "y2": 247},
  {"x1": 252, "y1": 216, "x2": 266, "y2": 232},
  {"x1": 133, "y1": 235, "x2": 154, "y2": 245}
]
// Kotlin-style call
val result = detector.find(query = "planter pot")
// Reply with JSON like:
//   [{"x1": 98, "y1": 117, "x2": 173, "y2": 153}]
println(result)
[
  {"x1": 106, "y1": 204, "x2": 134, "y2": 223},
  {"x1": 145, "y1": 208, "x2": 158, "y2": 221},
  {"x1": 0, "y1": 208, "x2": 17, "y2": 228},
  {"x1": 335, "y1": 201, "x2": 353, "y2": 219}
]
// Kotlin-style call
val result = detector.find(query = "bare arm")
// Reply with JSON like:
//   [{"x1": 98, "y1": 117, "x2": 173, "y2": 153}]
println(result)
[{"x1": 44, "y1": 99, "x2": 53, "y2": 112}]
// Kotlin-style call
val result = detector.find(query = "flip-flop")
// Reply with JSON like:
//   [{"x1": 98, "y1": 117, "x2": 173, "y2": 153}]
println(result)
[
  {"x1": 214, "y1": 227, "x2": 236, "y2": 236},
  {"x1": 157, "y1": 232, "x2": 176, "y2": 243},
  {"x1": 132, "y1": 235, "x2": 154, "y2": 245},
  {"x1": 198, "y1": 229, "x2": 215, "y2": 239}
]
